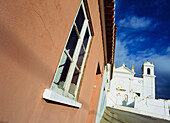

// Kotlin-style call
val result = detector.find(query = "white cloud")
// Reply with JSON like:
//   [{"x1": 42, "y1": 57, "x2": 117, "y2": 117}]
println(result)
[
  {"x1": 118, "y1": 16, "x2": 152, "y2": 29},
  {"x1": 166, "y1": 46, "x2": 170, "y2": 53},
  {"x1": 137, "y1": 48, "x2": 155, "y2": 57},
  {"x1": 151, "y1": 51, "x2": 170, "y2": 74},
  {"x1": 115, "y1": 40, "x2": 128, "y2": 64},
  {"x1": 125, "y1": 37, "x2": 146, "y2": 46},
  {"x1": 118, "y1": 33, "x2": 127, "y2": 40},
  {"x1": 115, "y1": 40, "x2": 139, "y2": 74},
  {"x1": 134, "y1": 37, "x2": 145, "y2": 42}
]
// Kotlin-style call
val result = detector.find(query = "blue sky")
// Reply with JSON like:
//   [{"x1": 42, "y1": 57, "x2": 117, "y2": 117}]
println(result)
[{"x1": 114, "y1": 0, "x2": 170, "y2": 99}]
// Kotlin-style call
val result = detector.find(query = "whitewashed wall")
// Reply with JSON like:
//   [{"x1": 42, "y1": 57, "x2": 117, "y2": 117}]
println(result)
[
  {"x1": 95, "y1": 64, "x2": 111, "y2": 123},
  {"x1": 135, "y1": 98, "x2": 169, "y2": 119}
]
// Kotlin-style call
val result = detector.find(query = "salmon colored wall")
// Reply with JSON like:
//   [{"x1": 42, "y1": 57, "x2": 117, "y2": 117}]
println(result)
[
  {"x1": 87, "y1": 74, "x2": 102, "y2": 123},
  {"x1": 0, "y1": 0, "x2": 105, "y2": 123}
]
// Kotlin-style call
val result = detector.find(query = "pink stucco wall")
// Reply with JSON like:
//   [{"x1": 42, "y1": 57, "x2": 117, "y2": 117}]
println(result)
[{"x1": 0, "y1": 0, "x2": 105, "y2": 123}]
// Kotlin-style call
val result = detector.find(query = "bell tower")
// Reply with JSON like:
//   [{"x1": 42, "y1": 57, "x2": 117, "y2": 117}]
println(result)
[{"x1": 142, "y1": 61, "x2": 156, "y2": 99}]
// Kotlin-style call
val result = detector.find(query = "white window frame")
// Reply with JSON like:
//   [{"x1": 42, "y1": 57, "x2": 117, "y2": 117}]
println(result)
[{"x1": 43, "y1": 0, "x2": 92, "y2": 108}]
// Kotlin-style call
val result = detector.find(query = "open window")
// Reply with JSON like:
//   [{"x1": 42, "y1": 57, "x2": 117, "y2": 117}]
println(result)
[{"x1": 43, "y1": 1, "x2": 92, "y2": 108}]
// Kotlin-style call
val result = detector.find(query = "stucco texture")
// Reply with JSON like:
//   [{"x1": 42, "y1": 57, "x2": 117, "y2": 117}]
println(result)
[{"x1": 0, "y1": 0, "x2": 105, "y2": 123}]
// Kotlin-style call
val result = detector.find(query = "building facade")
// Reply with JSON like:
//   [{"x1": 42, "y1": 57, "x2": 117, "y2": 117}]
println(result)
[
  {"x1": 0, "y1": 0, "x2": 116, "y2": 123},
  {"x1": 106, "y1": 62, "x2": 170, "y2": 120},
  {"x1": 108, "y1": 61, "x2": 156, "y2": 108}
]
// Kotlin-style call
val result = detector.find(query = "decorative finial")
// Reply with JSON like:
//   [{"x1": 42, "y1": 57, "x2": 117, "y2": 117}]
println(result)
[
  {"x1": 123, "y1": 64, "x2": 125, "y2": 67},
  {"x1": 151, "y1": 62, "x2": 153, "y2": 64},
  {"x1": 132, "y1": 65, "x2": 134, "y2": 72},
  {"x1": 132, "y1": 65, "x2": 134, "y2": 70},
  {"x1": 114, "y1": 64, "x2": 115, "y2": 67}
]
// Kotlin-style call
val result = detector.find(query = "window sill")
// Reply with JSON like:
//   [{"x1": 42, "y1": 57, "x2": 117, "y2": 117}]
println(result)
[{"x1": 43, "y1": 88, "x2": 82, "y2": 108}]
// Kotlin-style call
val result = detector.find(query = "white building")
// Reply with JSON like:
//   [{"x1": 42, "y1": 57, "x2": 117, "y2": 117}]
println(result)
[{"x1": 106, "y1": 61, "x2": 170, "y2": 120}]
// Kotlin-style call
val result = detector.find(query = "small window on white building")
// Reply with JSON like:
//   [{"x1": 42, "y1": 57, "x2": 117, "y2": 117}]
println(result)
[
  {"x1": 135, "y1": 92, "x2": 140, "y2": 97},
  {"x1": 50, "y1": 1, "x2": 92, "y2": 100},
  {"x1": 147, "y1": 68, "x2": 150, "y2": 75}
]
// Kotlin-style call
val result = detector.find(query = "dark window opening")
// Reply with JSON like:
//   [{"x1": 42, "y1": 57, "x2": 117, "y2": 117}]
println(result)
[
  {"x1": 54, "y1": 53, "x2": 72, "y2": 89},
  {"x1": 66, "y1": 26, "x2": 79, "y2": 57},
  {"x1": 75, "y1": 6, "x2": 85, "y2": 33},
  {"x1": 136, "y1": 93, "x2": 140, "y2": 97},
  {"x1": 58, "y1": 57, "x2": 71, "y2": 82},
  {"x1": 76, "y1": 45, "x2": 85, "y2": 69},
  {"x1": 147, "y1": 68, "x2": 150, "y2": 75},
  {"x1": 96, "y1": 62, "x2": 101, "y2": 75},
  {"x1": 83, "y1": 28, "x2": 89, "y2": 49}
]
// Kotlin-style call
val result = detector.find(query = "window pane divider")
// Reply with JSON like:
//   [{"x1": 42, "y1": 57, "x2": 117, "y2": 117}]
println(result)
[
  {"x1": 74, "y1": 35, "x2": 92, "y2": 99},
  {"x1": 75, "y1": 65, "x2": 81, "y2": 73},
  {"x1": 74, "y1": 23, "x2": 80, "y2": 38},
  {"x1": 82, "y1": 44, "x2": 86, "y2": 52},
  {"x1": 63, "y1": 62, "x2": 76, "y2": 96},
  {"x1": 64, "y1": 49, "x2": 73, "y2": 62},
  {"x1": 63, "y1": 37, "x2": 82, "y2": 96}
]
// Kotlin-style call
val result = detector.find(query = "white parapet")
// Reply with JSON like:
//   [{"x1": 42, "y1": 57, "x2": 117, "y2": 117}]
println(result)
[{"x1": 134, "y1": 98, "x2": 170, "y2": 120}]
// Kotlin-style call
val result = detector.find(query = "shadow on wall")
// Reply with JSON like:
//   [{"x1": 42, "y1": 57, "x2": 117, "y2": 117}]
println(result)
[
  {"x1": 122, "y1": 100, "x2": 127, "y2": 106},
  {"x1": 88, "y1": 110, "x2": 97, "y2": 117},
  {"x1": 122, "y1": 100, "x2": 134, "y2": 108},
  {"x1": 44, "y1": 99, "x2": 80, "y2": 109},
  {"x1": 127, "y1": 102, "x2": 134, "y2": 107},
  {"x1": 0, "y1": 20, "x2": 53, "y2": 83},
  {"x1": 44, "y1": 97, "x2": 91, "y2": 111}
]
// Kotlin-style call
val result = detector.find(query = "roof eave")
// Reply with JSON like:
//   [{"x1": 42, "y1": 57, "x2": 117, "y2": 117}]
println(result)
[{"x1": 99, "y1": 0, "x2": 117, "y2": 65}]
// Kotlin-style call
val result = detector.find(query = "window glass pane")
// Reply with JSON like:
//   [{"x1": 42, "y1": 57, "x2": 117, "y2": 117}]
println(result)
[
  {"x1": 68, "y1": 68, "x2": 80, "y2": 95},
  {"x1": 77, "y1": 45, "x2": 85, "y2": 69},
  {"x1": 75, "y1": 6, "x2": 85, "y2": 33},
  {"x1": 66, "y1": 26, "x2": 79, "y2": 57},
  {"x1": 53, "y1": 52, "x2": 71, "y2": 89},
  {"x1": 83, "y1": 28, "x2": 89, "y2": 49}
]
